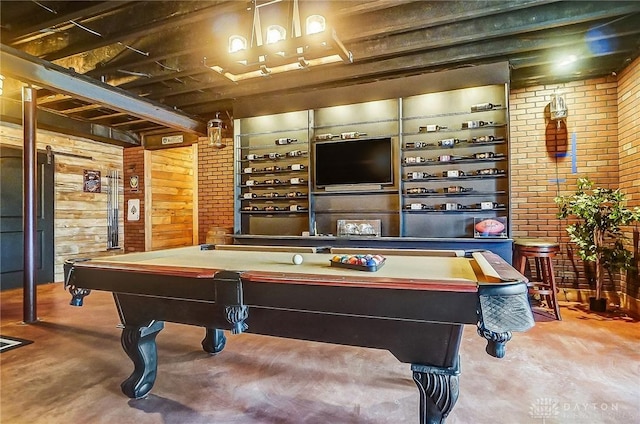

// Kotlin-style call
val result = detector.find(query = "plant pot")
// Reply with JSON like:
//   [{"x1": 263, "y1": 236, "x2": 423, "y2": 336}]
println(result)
[{"x1": 589, "y1": 297, "x2": 607, "y2": 312}]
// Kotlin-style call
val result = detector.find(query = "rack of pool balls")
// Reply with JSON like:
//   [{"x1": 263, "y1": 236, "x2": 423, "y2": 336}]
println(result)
[{"x1": 330, "y1": 254, "x2": 386, "y2": 272}]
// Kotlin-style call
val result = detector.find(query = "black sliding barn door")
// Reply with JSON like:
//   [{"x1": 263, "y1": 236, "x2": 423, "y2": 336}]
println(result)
[{"x1": 0, "y1": 145, "x2": 54, "y2": 290}]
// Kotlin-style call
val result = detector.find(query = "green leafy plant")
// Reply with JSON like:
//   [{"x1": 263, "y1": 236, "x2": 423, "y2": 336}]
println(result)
[{"x1": 555, "y1": 177, "x2": 640, "y2": 302}]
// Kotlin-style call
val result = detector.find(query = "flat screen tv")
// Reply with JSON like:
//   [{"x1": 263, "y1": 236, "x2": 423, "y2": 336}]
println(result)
[{"x1": 314, "y1": 137, "x2": 394, "y2": 189}]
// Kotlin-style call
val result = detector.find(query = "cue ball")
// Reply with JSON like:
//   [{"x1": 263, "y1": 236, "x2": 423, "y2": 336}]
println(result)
[{"x1": 292, "y1": 254, "x2": 303, "y2": 265}]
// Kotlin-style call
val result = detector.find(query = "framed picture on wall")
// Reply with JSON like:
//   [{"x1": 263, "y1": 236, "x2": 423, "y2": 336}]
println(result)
[{"x1": 83, "y1": 170, "x2": 101, "y2": 193}]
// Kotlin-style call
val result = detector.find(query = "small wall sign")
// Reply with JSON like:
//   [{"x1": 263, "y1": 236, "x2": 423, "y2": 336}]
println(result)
[
  {"x1": 129, "y1": 175, "x2": 139, "y2": 192},
  {"x1": 127, "y1": 199, "x2": 140, "y2": 221}
]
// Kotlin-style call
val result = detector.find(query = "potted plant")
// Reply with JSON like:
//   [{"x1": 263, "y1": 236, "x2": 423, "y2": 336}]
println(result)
[{"x1": 554, "y1": 177, "x2": 640, "y2": 312}]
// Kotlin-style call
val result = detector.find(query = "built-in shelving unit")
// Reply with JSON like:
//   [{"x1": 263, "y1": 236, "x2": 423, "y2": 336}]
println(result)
[
  {"x1": 234, "y1": 83, "x2": 509, "y2": 239},
  {"x1": 234, "y1": 111, "x2": 311, "y2": 236},
  {"x1": 399, "y1": 84, "x2": 509, "y2": 238}
]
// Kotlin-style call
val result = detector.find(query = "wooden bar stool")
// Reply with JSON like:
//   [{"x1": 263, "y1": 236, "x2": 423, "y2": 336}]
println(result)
[{"x1": 513, "y1": 239, "x2": 562, "y2": 320}]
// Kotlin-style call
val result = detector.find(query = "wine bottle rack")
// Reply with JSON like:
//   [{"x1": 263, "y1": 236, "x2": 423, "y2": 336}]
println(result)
[
  {"x1": 233, "y1": 84, "x2": 510, "y2": 239},
  {"x1": 400, "y1": 84, "x2": 509, "y2": 238}
]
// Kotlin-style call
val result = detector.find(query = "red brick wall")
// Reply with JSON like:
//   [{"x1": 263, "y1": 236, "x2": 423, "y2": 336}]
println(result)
[
  {"x1": 617, "y1": 56, "x2": 640, "y2": 299},
  {"x1": 509, "y1": 75, "x2": 621, "y2": 291},
  {"x1": 197, "y1": 135, "x2": 235, "y2": 244},
  {"x1": 123, "y1": 146, "x2": 146, "y2": 252}
]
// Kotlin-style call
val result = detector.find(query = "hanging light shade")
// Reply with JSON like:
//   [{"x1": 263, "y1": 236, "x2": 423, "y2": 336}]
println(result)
[
  {"x1": 265, "y1": 25, "x2": 286, "y2": 44},
  {"x1": 306, "y1": 15, "x2": 325, "y2": 35},
  {"x1": 207, "y1": 113, "x2": 225, "y2": 149},
  {"x1": 229, "y1": 35, "x2": 247, "y2": 53}
]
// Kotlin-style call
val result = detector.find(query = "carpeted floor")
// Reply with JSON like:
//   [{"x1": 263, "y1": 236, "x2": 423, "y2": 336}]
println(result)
[{"x1": 1, "y1": 282, "x2": 639, "y2": 424}]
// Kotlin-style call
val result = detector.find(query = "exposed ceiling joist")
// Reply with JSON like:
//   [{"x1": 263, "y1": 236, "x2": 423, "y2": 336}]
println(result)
[
  {"x1": 0, "y1": 44, "x2": 207, "y2": 135},
  {"x1": 0, "y1": 97, "x2": 140, "y2": 147}
]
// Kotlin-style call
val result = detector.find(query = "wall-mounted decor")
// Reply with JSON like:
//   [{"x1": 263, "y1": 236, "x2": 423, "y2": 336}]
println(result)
[
  {"x1": 127, "y1": 199, "x2": 140, "y2": 221},
  {"x1": 83, "y1": 170, "x2": 101, "y2": 193},
  {"x1": 129, "y1": 175, "x2": 139, "y2": 192}
]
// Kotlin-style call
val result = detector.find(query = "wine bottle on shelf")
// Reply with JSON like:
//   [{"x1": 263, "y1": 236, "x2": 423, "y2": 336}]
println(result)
[
  {"x1": 264, "y1": 192, "x2": 279, "y2": 198},
  {"x1": 286, "y1": 191, "x2": 303, "y2": 198},
  {"x1": 242, "y1": 192, "x2": 257, "y2": 199},
  {"x1": 243, "y1": 167, "x2": 256, "y2": 174},
  {"x1": 289, "y1": 177, "x2": 305, "y2": 184},
  {"x1": 289, "y1": 204, "x2": 308, "y2": 212},
  {"x1": 341, "y1": 132, "x2": 367, "y2": 139},
  {"x1": 406, "y1": 141, "x2": 436, "y2": 149},
  {"x1": 275, "y1": 138, "x2": 297, "y2": 145},
  {"x1": 438, "y1": 154, "x2": 466, "y2": 162},
  {"x1": 479, "y1": 201, "x2": 506, "y2": 210},
  {"x1": 242, "y1": 206, "x2": 258, "y2": 211},
  {"x1": 462, "y1": 121, "x2": 493, "y2": 129},
  {"x1": 471, "y1": 103, "x2": 502, "y2": 112},
  {"x1": 406, "y1": 187, "x2": 436, "y2": 194},
  {"x1": 267, "y1": 152, "x2": 282, "y2": 159},
  {"x1": 419, "y1": 125, "x2": 448, "y2": 133},
  {"x1": 245, "y1": 153, "x2": 263, "y2": 160},
  {"x1": 403, "y1": 156, "x2": 426, "y2": 164},
  {"x1": 315, "y1": 134, "x2": 340, "y2": 141},
  {"x1": 245, "y1": 180, "x2": 257, "y2": 186},
  {"x1": 473, "y1": 152, "x2": 495, "y2": 159},
  {"x1": 288, "y1": 164, "x2": 305, "y2": 171},
  {"x1": 407, "y1": 171, "x2": 432, "y2": 180},
  {"x1": 443, "y1": 186, "x2": 473, "y2": 193},
  {"x1": 471, "y1": 135, "x2": 503, "y2": 143},
  {"x1": 263, "y1": 166, "x2": 281, "y2": 172},
  {"x1": 442, "y1": 203, "x2": 464, "y2": 211},
  {"x1": 438, "y1": 138, "x2": 462, "y2": 148},
  {"x1": 263, "y1": 179, "x2": 282, "y2": 185},
  {"x1": 286, "y1": 150, "x2": 304, "y2": 157},
  {"x1": 406, "y1": 203, "x2": 434, "y2": 210},
  {"x1": 475, "y1": 168, "x2": 505, "y2": 175},
  {"x1": 443, "y1": 170, "x2": 465, "y2": 177}
]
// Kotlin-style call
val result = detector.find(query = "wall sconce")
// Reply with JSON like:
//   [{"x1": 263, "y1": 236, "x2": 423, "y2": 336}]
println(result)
[
  {"x1": 207, "y1": 112, "x2": 225, "y2": 149},
  {"x1": 550, "y1": 90, "x2": 568, "y2": 129}
]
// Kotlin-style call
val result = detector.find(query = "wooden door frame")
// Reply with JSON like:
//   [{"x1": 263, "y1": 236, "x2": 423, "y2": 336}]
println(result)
[{"x1": 143, "y1": 145, "x2": 198, "y2": 251}]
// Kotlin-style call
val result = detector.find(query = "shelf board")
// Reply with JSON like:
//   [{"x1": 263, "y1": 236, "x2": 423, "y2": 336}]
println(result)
[
  {"x1": 402, "y1": 139, "x2": 505, "y2": 151},
  {"x1": 403, "y1": 208, "x2": 507, "y2": 213},
  {"x1": 402, "y1": 157, "x2": 506, "y2": 166},
  {"x1": 314, "y1": 210, "x2": 398, "y2": 214},
  {"x1": 239, "y1": 144, "x2": 309, "y2": 152},
  {"x1": 403, "y1": 174, "x2": 506, "y2": 182},
  {"x1": 239, "y1": 154, "x2": 309, "y2": 162},
  {"x1": 240, "y1": 169, "x2": 307, "y2": 176},
  {"x1": 237, "y1": 127, "x2": 309, "y2": 137},
  {"x1": 403, "y1": 191, "x2": 507, "y2": 198},
  {"x1": 240, "y1": 210, "x2": 308, "y2": 215},
  {"x1": 402, "y1": 124, "x2": 507, "y2": 137},
  {"x1": 401, "y1": 107, "x2": 507, "y2": 122},
  {"x1": 240, "y1": 196, "x2": 309, "y2": 201},
  {"x1": 241, "y1": 183, "x2": 309, "y2": 189}
]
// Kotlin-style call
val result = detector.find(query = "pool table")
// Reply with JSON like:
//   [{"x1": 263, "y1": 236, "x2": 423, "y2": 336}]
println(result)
[{"x1": 63, "y1": 245, "x2": 534, "y2": 424}]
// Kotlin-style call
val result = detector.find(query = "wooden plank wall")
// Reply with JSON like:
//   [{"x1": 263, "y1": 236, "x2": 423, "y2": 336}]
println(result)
[
  {"x1": 144, "y1": 146, "x2": 198, "y2": 250},
  {"x1": 0, "y1": 122, "x2": 123, "y2": 282}
]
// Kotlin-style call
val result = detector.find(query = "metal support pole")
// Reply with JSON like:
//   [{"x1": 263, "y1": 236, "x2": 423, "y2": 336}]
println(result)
[{"x1": 22, "y1": 86, "x2": 38, "y2": 323}]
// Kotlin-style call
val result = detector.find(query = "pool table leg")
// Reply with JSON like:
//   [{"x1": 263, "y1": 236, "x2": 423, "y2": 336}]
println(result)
[
  {"x1": 411, "y1": 359, "x2": 460, "y2": 424},
  {"x1": 120, "y1": 320, "x2": 164, "y2": 399},
  {"x1": 202, "y1": 328, "x2": 226, "y2": 354}
]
